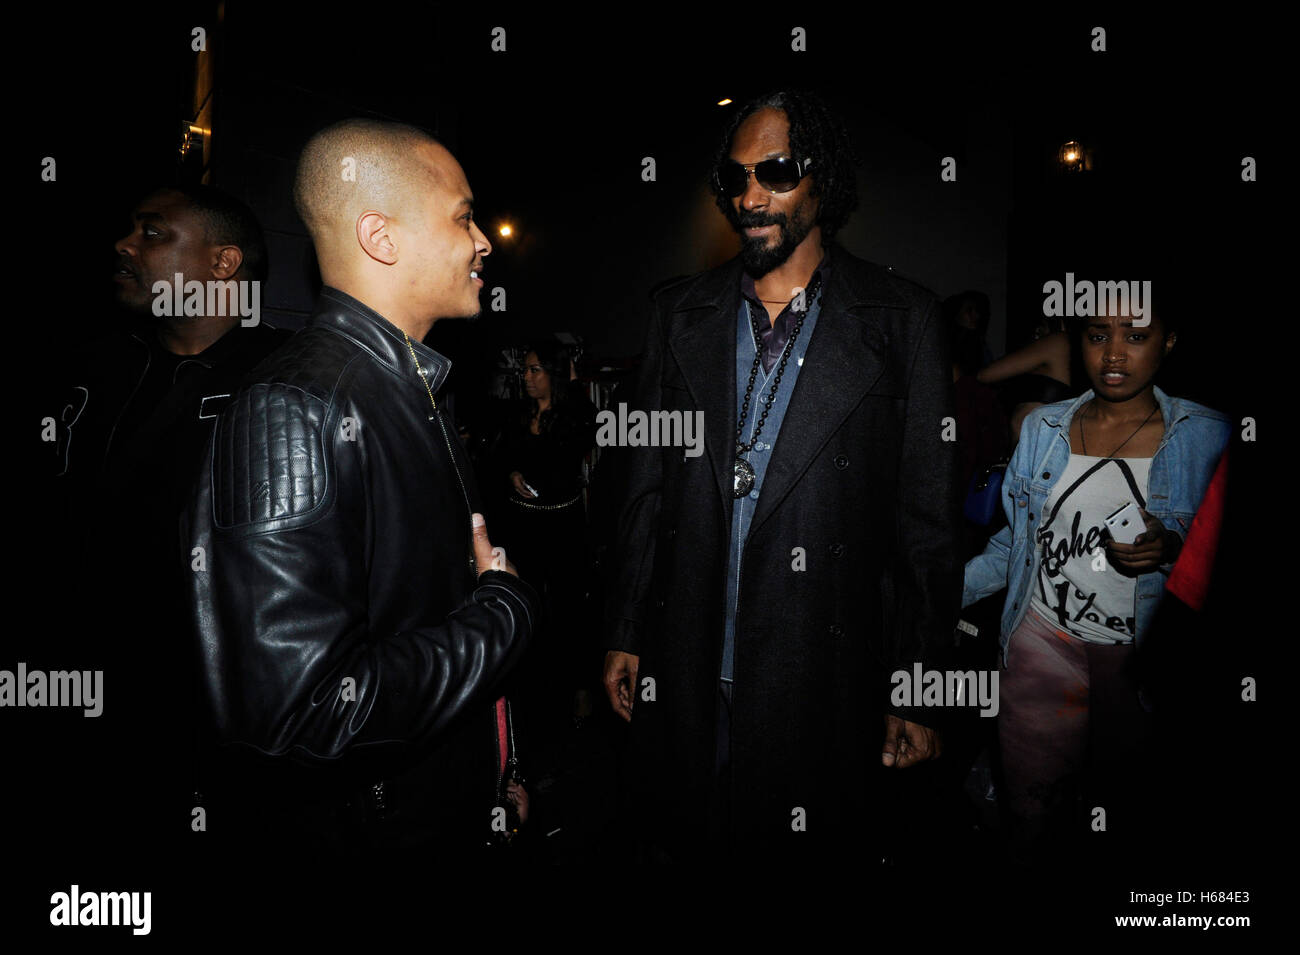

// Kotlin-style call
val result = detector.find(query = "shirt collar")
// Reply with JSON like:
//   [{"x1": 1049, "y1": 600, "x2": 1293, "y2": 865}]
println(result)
[
  {"x1": 1047, "y1": 384, "x2": 1185, "y2": 435},
  {"x1": 740, "y1": 251, "x2": 831, "y2": 310}
]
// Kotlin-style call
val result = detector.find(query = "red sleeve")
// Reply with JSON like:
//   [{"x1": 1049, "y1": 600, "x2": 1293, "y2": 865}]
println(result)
[{"x1": 1165, "y1": 450, "x2": 1230, "y2": 612}]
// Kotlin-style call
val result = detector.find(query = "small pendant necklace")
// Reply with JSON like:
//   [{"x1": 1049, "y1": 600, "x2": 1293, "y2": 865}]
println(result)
[{"x1": 1080, "y1": 398, "x2": 1158, "y2": 459}]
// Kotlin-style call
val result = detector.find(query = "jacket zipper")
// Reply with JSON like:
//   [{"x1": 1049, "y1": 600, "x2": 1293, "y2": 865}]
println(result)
[
  {"x1": 357, "y1": 392, "x2": 493, "y2": 834},
  {"x1": 426, "y1": 397, "x2": 475, "y2": 564},
  {"x1": 423, "y1": 391, "x2": 501, "y2": 815},
  {"x1": 433, "y1": 408, "x2": 473, "y2": 527}
]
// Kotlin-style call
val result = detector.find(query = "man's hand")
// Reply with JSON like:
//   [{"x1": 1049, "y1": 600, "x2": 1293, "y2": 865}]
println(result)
[
  {"x1": 472, "y1": 512, "x2": 518, "y2": 577},
  {"x1": 505, "y1": 780, "x2": 529, "y2": 824},
  {"x1": 1107, "y1": 508, "x2": 1178, "y2": 575},
  {"x1": 881, "y1": 714, "x2": 941, "y2": 768},
  {"x1": 603, "y1": 650, "x2": 640, "y2": 722}
]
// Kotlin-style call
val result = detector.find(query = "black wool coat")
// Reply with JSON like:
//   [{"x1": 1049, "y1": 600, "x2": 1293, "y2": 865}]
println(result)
[{"x1": 607, "y1": 243, "x2": 963, "y2": 857}]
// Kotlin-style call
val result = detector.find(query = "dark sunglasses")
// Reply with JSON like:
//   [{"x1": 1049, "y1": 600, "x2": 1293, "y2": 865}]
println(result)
[{"x1": 714, "y1": 156, "x2": 814, "y2": 197}]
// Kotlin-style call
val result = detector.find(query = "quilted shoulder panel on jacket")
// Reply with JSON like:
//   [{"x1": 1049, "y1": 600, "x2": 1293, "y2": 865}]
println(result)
[{"x1": 212, "y1": 329, "x2": 359, "y2": 527}]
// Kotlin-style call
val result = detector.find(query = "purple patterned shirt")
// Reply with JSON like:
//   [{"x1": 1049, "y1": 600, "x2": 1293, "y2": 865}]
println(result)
[{"x1": 740, "y1": 255, "x2": 830, "y2": 374}]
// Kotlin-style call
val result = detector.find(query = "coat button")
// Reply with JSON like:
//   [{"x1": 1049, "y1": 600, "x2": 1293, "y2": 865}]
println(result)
[
  {"x1": 834, "y1": 454, "x2": 849, "y2": 470},
  {"x1": 830, "y1": 542, "x2": 845, "y2": 557},
  {"x1": 1042, "y1": 471, "x2": 1051, "y2": 479},
  {"x1": 829, "y1": 624, "x2": 843, "y2": 636},
  {"x1": 1018, "y1": 499, "x2": 1027, "y2": 508}
]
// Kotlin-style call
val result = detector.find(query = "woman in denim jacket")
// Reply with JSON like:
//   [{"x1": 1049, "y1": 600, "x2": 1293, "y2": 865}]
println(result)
[{"x1": 962, "y1": 307, "x2": 1230, "y2": 855}]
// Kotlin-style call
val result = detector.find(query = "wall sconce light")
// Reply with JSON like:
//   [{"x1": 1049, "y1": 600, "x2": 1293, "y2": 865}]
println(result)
[
  {"x1": 179, "y1": 122, "x2": 207, "y2": 161},
  {"x1": 1058, "y1": 140, "x2": 1085, "y2": 173}
]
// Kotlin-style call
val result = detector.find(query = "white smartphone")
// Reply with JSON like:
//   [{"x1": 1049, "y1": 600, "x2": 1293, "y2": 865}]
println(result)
[
  {"x1": 1104, "y1": 500, "x2": 1144, "y2": 545},
  {"x1": 522, "y1": 481, "x2": 539, "y2": 498}
]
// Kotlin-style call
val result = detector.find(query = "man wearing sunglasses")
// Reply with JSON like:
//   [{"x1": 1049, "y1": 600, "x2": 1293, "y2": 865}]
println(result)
[{"x1": 604, "y1": 90, "x2": 962, "y2": 862}]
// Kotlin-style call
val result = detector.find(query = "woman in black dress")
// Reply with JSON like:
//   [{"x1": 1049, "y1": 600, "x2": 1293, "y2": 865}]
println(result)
[{"x1": 497, "y1": 342, "x2": 598, "y2": 730}]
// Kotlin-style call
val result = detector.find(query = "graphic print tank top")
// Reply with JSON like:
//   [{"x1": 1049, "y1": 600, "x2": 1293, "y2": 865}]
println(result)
[{"x1": 1029, "y1": 453, "x2": 1153, "y2": 644}]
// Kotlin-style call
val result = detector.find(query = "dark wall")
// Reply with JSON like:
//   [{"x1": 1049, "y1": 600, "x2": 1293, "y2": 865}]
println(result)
[
  {"x1": 22, "y1": 7, "x2": 1269, "y2": 414},
  {"x1": 197, "y1": 11, "x2": 1022, "y2": 357}
]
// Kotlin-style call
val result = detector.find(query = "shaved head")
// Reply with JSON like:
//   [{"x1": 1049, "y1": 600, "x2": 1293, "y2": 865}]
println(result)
[
  {"x1": 292, "y1": 117, "x2": 492, "y2": 336},
  {"x1": 293, "y1": 118, "x2": 446, "y2": 256}
]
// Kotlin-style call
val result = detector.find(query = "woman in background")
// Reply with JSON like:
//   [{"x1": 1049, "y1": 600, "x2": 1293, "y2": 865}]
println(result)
[
  {"x1": 977, "y1": 316, "x2": 1077, "y2": 441},
  {"x1": 497, "y1": 342, "x2": 598, "y2": 733}
]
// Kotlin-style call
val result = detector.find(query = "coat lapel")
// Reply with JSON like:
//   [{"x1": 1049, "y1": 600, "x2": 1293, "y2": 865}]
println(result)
[
  {"x1": 666, "y1": 259, "x2": 743, "y2": 521},
  {"x1": 661, "y1": 248, "x2": 910, "y2": 535},
  {"x1": 749, "y1": 247, "x2": 907, "y2": 535}
]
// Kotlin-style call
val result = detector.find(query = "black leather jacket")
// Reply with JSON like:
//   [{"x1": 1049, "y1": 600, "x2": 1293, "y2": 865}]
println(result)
[{"x1": 187, "y1": 286, "x2": 537, "y2": 849}]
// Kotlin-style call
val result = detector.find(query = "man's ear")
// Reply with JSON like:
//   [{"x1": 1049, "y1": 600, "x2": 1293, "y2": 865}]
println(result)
[
  {"x1": 357, "y1": 211, "x2": 399, "y2": 265},
  {"x1": 1164, "y1": 331, "x2": 1177, "y2": 356},
  {"x1": 211, "y1": 245, "x2": 244, "y2": 281}
]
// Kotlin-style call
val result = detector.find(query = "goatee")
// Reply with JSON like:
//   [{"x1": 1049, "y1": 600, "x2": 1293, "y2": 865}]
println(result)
[
  {"x1": 732, "y1": 208, "x2": 814, "y2": 278},
  {"x1": 740, "y1": 229, "x2": 801, "y2": 277}
]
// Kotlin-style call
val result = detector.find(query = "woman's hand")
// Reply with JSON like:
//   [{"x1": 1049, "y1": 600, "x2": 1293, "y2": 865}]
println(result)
[
  {"x1": 510, "y1": 471, "x2": 537, "y2": 499},
  {"x1": 1107, "y1": 508, "x2": 1181, "y2": 574}
]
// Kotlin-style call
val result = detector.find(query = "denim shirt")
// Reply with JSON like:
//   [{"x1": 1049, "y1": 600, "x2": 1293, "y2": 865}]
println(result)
[
  {"x1": 721, "y1": 290, "x2": 822, "y2": 683},
  {"x1": 963, "y1": 385, "x2": 1230, "y2": 660}
]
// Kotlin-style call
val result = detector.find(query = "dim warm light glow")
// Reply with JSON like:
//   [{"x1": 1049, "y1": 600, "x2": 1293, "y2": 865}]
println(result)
[
  {"x1": 1058, "y1": 140, "x2": 1084, "y2": 170},
  {"x1": 499, "y1": 225, "x2": 513, "y2": 237},
  {"x1": 717, "y1": 98, "x2": 732, "y2": 106}
]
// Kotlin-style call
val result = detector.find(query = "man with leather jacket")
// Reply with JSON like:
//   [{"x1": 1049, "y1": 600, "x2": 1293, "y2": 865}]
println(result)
[{"x1": 185, "y1": 119, "x2": 537, "y2": 855}]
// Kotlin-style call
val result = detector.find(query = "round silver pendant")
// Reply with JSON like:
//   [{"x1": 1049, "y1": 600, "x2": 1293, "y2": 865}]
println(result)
[{"x1": 733, "y1": 457, "x2": 755, "y2": 498}]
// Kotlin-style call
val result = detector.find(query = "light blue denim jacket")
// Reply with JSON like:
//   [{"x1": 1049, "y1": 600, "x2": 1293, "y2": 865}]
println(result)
[{"x1": 962, "y1": 386, "x2": 1230, "y2": 660}]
